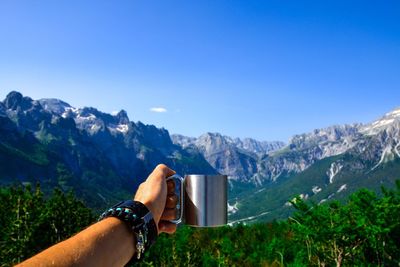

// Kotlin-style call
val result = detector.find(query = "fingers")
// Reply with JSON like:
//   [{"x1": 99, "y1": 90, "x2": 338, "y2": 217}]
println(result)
[
  {"x1": 165, "y1": 194, "x2": 178, "y2": 209},
  {"x1": 161, "y1": 208, "x2": 177, "y2": 220},
  {"x1": 153, "y1": 164, "x2": 176, "y2": 179},
  {"x1": 167, "y1": 179, "x2": 175, "y2": 194},
  {"x1": 158, "y1": 221, "x2": 177, "y2": 234}
]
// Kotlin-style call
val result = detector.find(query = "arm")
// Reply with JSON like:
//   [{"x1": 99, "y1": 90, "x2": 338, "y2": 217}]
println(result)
[
  {"x1": 17, "y1": 164, "x2": 177, "y2": 267},
  {"x1": 17, "y1": 217, "x2": 135, "y2": 267}
]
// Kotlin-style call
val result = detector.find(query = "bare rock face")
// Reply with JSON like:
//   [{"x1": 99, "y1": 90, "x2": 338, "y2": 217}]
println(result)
[
  {"x1": 288, "y1": 124, "x2": 362, "y2": 155},
  {"x1": 174, "y1": 106, "x2": 400, "y2": 188},
  {"x1": 3, "y1": 90, "x2": 399, "y2": 212},
  {"x1": 0, "y1": 91, "x2": 216, "y2": 207},
  {"x1": 229, "y1": 108, "x2": 400, "y2": 223},
  {"x1": 172, "y1": 132, "x2": 285, "y2": 181},
  {"x1": 255, "y1": 108, "x2": 400, "y2": 186}
]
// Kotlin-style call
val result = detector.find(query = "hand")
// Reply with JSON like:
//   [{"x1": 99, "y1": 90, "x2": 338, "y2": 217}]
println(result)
[{"x1": 134, "y1": 164, "x2": 178, "y2": 234}]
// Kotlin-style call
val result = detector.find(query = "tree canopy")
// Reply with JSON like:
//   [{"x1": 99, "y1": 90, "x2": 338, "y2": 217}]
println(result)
[{"x1": 1, "y1": 181, "x2": 399, "y2": 266}]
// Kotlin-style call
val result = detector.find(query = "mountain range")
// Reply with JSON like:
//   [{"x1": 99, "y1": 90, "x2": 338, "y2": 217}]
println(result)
[
  {"x1": 0, "y1": 91, "x2": 216, "y2": 209},
  {"x1": 172, "y1": 133, "x2": 284, "y2": 182},
  {"x1": 1, "y1": 91, "x2": 399, "y2": 222},
  {"x1": 173, "y1": 106, "x2": 400, "y2": 223},
  {"x1": 232, "y1": 109, "x2": 400, "y2": 223}
]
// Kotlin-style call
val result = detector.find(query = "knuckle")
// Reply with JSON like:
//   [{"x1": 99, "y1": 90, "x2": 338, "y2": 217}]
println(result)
[
  {"x1": 156, "y1": 164, "x2": 168, "y2": 171},
  {"x1": 154, "y1": 164, "x2": 170, "y2": 178}
]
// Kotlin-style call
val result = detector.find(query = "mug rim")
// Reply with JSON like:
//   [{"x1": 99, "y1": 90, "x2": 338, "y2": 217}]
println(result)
[{"x1": 184, "y1": 174, "x2": 227, "y2": 177}]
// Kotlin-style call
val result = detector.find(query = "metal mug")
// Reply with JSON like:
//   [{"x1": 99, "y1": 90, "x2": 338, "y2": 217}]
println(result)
[{"x1": 167, "y1": 174, "x2": 227, "y2": 227}]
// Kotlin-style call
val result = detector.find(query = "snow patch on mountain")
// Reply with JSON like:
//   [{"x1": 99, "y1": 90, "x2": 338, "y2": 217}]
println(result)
[
  {"x1": 394, "y1": 142, "x2": 400, "y2": 158},
  {"x1": 90, "y1": 124, "x2": 102, "y2": 132},
  {"x1": 76, "y1": 112, "x2": 97, "y2": 121},
  {"x1": 252, "y1": 174, "x2": 263, "y2": 186},
  {"x1": 312, "y1": 186, "x2": 322, "y2": 194},
  {"x1": 117, "y1": 124, "x2": 129, "y2": 133},
  {"x1": 228, "y1": 202, "x2": 239, "y2": 215},
  {"x1": 61, "y1": 107, "x2": 78, "y2": 118},
  {"x1": 337, "y1": 184, "x2": 347, "y2": 193},
  {"x1": 38, "y1": 98, "x2": 71, "y2": 114},
  {"x1": 108, "y1": 124, "x2": 129, "y2": 134},
  {"x1": 384, "y1": 108, "x2": 400, "y2": 119},
  {"x1": 373, "y1": 118, "x2": 394, "y2": 128},
  {"x1": 300, "y1": 193, "x2": 309, "y2": 200},
  {"x1": 255, "y1": 188, "x2": 266, "y2": 194},
  {"x1": 361, "y1": 107, "x2": 400, "y2": 135},
  {"x1": 327, "y1": 162, "x2": 343, "y2": 184},
  {"x1": 270, "y1": 171, "x2": 283, "y2": 182},
  {"x1": 371, "y1": 146, "x2": 396, "y2": 171}
]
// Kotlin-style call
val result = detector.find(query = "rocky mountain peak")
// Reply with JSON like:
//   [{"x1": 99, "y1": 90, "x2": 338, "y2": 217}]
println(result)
[
  {"x1": 114, "y1": 109, "x2": 130, "y2": 124},
  {"x1": 198, "y1": 132, "x2": 229, "y2": 147},
  {"x1": 170, "y1": 134, "x2": 196, "y2": 148},
  {"x1": 4, "y1": 91, "x2": 34, "y2": 110},
  {"x1": 288, "y1": 124, "x2": 361, "y2": 150},
  {"x1": 361, "y1": 107, "x2": 400, "y2": 135},
  {"x1": 384, "y1": 107, "x2": 400, "y2": 119},
  {"x1": 38, "y1": 98, "x2": 71, "y2": 114},
  {"x1": 79, "y1": 107, "x2": 99, "y2": 117},
  {"x1": 171, "y1": 132, "x2": 285, "y2": 181},
  {"x1": 0, "y1": 91, "x2": 217, "y2": 212},
  {"x1": 234, "y1": 137, "x2": 285, "y2": 154}
]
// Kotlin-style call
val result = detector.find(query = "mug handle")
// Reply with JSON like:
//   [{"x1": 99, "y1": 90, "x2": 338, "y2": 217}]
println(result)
[{"x1": 166, "y1": 174, "x2": 184, "y2": 224}]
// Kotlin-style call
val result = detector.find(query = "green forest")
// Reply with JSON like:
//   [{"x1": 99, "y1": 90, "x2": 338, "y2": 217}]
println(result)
[{"x1": 1, "y1": 182, "x2": 399, "y2": 267}]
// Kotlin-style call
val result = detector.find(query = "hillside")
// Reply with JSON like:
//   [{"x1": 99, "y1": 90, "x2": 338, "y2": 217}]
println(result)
[
  {"x1": 229, "y1": 108, "x2": 400, "y2": 222},
  {"x1": 0, "y1": 91, "x2": 216, "y2": 210}
]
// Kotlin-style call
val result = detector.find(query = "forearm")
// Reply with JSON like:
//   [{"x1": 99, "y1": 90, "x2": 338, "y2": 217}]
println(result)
[
  {"x1": 16, "y1": 164, "x2": 177, "y2": 266},
  {"x1": 17, "y1": 217, "x2": 135, "y2": 267}
]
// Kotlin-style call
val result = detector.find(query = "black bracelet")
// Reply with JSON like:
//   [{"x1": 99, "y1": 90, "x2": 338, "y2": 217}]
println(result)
[{"x1": 99, "y1": 200, "x2": 158, "y2": 262}]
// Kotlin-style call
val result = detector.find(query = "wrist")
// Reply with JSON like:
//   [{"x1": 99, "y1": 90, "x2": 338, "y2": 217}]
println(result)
[
  {"x1": 98, "y1": 217, "x2": 136, "y2": 264},
  {"x1": 133, "y1": 198, "x2": 159, "y2": 225},
  {"x1": 99, "y1": 200, "x2": 158, "y2": 261}
]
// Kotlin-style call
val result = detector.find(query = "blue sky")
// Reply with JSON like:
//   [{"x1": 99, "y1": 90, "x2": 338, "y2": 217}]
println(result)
[{"x1": 0, "y1": 1, "x2": 399, "y2": 141}]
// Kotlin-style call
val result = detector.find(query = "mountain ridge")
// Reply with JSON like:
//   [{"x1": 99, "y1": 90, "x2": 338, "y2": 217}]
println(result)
[
  {"x1": 1, "y1": 91, "x2": 399, "y2": 222},
  {"x1": 172, "y1": 132, "x2": 285, "y2": 182},
  {"x1": 0, "y1": 91, "x2": 217, "y2": 210},
  {"x1": 228, "y1": 107, "x2": 400, "y2": 223}
]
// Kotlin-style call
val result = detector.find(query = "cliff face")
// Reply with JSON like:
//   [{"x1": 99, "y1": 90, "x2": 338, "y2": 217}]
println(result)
[{"x1": 172, "y1": 132, "x2": 284, "y2": 181}]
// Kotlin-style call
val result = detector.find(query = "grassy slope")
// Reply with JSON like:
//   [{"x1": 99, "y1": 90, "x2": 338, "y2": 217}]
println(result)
[{"x1": 0, "y1": 136, "x2": 129, "y2": 212}]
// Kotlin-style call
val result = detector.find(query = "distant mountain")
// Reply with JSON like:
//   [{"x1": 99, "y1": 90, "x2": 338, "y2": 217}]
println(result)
[
  {"x1": 253, "y1": 108, "x2": 400, "y2": 185},
  {"x1": 1, "y1": 91, "x2": 399, "y2": 223},
  {"x1": 0, "y1": 91, "x2": 216, "y2": 210},
  {"x1": 229, "y1": 107, "x2": 400, "y2": 223},
  {"x1": 172, "y1": 133, "x2": 285, "y2": 182},
  {"x1": 253, "y1": 124, "x2": 362, "y2": 185}
]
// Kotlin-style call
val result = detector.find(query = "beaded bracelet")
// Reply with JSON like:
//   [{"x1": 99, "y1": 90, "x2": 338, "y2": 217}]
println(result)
[{"x1": 99, "y1": 200, "x2": 158, "y2": 262}]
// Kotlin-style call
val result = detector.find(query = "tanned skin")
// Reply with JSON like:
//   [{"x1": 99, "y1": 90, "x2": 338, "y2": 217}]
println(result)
[{"x1": 17, "y1": 164, "x2": 178, "y2": 267}]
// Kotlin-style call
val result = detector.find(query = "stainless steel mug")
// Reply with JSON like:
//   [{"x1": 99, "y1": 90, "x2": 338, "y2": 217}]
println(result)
[{"x1": 167, "y1": 174, "x2": 227, "y2": 227}]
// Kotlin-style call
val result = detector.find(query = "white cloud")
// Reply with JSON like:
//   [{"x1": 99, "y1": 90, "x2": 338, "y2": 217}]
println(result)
[{"x1": 150, "y1": 107, "x2": 167, "y2": 113}]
